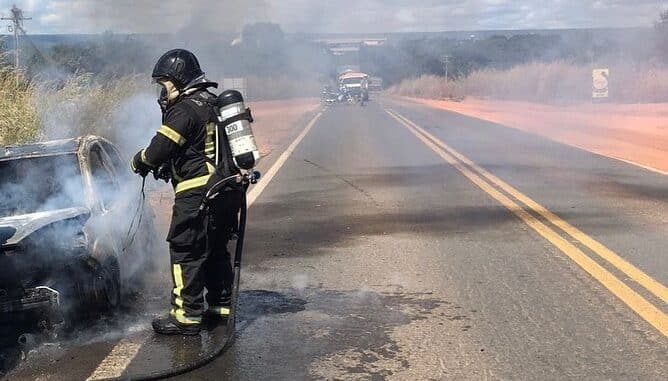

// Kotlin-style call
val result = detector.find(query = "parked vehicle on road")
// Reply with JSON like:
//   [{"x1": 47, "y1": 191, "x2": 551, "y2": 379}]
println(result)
[
  {"x1": 0, "y1": 136, "x2": 156, "y2": 333},
  {"x1": 339, "y1": 71, "x2": 370, "y2": 106}
]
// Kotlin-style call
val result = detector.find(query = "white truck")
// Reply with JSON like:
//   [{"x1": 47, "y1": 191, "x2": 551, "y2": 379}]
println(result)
[{"x1": 338, "y1": 71, "x2": 370, "y2": 105}]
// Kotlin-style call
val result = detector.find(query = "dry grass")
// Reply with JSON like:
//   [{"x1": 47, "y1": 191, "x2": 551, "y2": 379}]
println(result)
[
  {"x1": 0, "y1": 69, "x2": 41, "y2": 145},
  {"x1": 0, "y1": 65, "x2": 319, "y2": 147},
  {"x1": 35, "y1": 74, "x2": 145, "y2": 140},
  {"x1": 390, "y1": 61, "x2": 668, "y2": 104},
  {"x1": 0, "y1": 66, "x2": 146, "y2": 145}
]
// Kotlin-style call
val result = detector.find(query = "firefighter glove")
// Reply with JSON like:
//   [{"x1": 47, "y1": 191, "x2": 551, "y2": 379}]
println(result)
[
  {"x1": 131, "y1": 150, "x2": 151, "y2": 177},
  {"x1": 153, "y1": 163, "x2": 171, "y2": 183}
]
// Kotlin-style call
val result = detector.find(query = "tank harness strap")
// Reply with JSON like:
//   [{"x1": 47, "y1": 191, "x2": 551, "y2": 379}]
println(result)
[
  {"x1": 221, "y1": 108, "x2": 254, "y2": 125},
  {"x1": 179, "y1": 97, "x2": 234, "y2": 185}
]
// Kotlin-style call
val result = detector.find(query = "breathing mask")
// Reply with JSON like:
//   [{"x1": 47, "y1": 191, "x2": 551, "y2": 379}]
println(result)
[{"x1": 155, "y1": 79, "x2": 180, "y2": 111}]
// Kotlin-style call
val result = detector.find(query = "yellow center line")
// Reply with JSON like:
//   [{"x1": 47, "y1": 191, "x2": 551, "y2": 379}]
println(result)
[
  {"x1": 385, "y1": 108, "x2": 668, "y2": 337},
  {"x1": 390, "y1": 109, "x2": 668, "y2": 305}
]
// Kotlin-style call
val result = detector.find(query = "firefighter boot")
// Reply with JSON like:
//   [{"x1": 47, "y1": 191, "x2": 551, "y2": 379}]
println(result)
[
  {"x1": 152, "y1": 314, "x2": 201, "y2": 336},
  {"x1": 204, "y1": 288, "x2": 232, "y2": 325}
]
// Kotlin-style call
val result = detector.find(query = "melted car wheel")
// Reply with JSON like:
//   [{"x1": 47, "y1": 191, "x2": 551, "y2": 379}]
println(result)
[
  {"x1": 67, "y1": 257, "x2": 121, "y2": 317},
  {"x1": 89, "y1": 259, "x2": 121, "y2": 313}
]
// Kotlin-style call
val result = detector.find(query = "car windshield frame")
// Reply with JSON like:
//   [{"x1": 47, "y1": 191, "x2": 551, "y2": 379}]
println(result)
[{"x1": 0, "y1": 153, "x2": 85, "y2": 218}]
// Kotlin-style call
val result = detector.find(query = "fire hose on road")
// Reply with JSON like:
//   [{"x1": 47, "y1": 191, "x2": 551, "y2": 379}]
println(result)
[{"x1": 128, "y1": 171, "x2": 260, "y2": 381}]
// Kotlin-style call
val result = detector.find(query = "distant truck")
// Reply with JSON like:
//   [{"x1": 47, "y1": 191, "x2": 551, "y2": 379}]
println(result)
[{"x1": 338, "y1": 71, "x2": 370, "y2": 105}]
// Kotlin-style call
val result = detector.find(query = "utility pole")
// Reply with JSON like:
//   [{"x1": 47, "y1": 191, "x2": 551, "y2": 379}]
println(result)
[
  {"x1": 441, "y1": 55, "x2": 451, "y2": 82},
  {"x1": 2, "y1": 4, "x2": 31, "y2": 84}
]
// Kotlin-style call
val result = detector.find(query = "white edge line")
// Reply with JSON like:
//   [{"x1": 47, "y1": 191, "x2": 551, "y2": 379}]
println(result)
[
  {"x1": 593, "y1": 152, "x2": 668, "y2": 177},
  {"x1": 389, "y1": 98, "x2": 668, "y2": 177},
  {"x1": 247, "y1": 111, "x2": 323, "y2": 206},
  {"x1": 86, "y1": 110, "x2": 323, "y2": 381},
  {"x1": 85, "y1": 332, "x2": 150, "y2": 381}
]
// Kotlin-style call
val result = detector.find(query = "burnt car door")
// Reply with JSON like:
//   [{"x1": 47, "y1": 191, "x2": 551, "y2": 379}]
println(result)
[
  {"x1": 97, "y1": 140, "x2": 127, "y2": 182},
  {"x1": 87, "y1": 140, "x2": 157, "y2": 295},
  {"x1": 81, "y1": 141, "x2": 131, "y2": 260},
  {"x1": 76, "y1": 142, "x2": 126, "y2": 310},
  {"x1": 87, "y1": 143, "x2": 121, "y2": 213}
]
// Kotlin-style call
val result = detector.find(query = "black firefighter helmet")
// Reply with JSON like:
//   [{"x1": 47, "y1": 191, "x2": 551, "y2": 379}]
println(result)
[{"x1": 152, "y1": 49, "x2": 204, "y2": 89}]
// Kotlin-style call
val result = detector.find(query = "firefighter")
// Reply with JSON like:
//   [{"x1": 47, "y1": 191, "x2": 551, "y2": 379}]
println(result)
[{"x1": 131, "y1": 49, "x2": 241, "y2": 335}]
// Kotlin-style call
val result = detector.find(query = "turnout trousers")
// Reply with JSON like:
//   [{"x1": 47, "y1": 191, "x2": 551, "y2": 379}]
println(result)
[{"x1": 166, "y1": 188, "x2": 242, "y2": 325}]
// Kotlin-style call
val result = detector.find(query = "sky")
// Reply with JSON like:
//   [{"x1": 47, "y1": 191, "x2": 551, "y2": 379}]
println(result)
[{"x1": 0, "y1": 0, "x2": 665, "y2": 34}]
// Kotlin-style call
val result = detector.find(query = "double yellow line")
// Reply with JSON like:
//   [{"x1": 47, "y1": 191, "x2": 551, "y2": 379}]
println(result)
[{"x1": 385, "y1": 108, "x2": 668, "y2": 337}]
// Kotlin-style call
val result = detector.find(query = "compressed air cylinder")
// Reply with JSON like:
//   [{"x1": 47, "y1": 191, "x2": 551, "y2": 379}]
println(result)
[{"x1": 216, "y1": 90, "x2": 260, "y2": 170}]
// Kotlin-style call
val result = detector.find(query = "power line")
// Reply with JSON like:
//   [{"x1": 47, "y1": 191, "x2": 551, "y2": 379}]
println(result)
[{"x1": 1, "y1": 4, "x2": 32, "y2": 83}]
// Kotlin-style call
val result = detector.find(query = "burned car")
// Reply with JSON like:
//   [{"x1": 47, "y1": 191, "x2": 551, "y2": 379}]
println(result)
[{"x1": 0, "y1": 136, "x2": 156, "y2": 332}]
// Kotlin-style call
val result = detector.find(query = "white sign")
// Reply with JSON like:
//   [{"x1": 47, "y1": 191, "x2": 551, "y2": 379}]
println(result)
[{"x1": 592, "y1": 68, "x2": 609, "y2": 99}]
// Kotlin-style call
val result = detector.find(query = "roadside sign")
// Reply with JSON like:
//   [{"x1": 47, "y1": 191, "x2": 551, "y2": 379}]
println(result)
[{"x1": 592, "y1": 68, "x2": 609, "y2": 99}]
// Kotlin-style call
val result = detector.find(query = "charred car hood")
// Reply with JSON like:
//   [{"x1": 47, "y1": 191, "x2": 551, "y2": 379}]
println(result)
[{"x1": 0, "y1": 207, "x2": 90, "y2": 247}]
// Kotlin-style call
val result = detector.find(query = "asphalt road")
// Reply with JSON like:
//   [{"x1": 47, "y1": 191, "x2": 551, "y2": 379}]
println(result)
[{"x1": 6, "y1": 98, "x2": 668, "y2": 380}]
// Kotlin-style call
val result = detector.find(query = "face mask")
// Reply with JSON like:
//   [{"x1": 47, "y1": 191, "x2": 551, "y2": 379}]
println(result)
[
  {"x1": 156, "y1": 82, "x2": 166, "y2": 99},
  {"x1": 155, "y1": 80, "x2": 180, "y2": 111}
]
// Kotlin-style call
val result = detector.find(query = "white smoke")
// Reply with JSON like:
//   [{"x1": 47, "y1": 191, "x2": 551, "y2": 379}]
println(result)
[{"x1": 36, "y1": 0, "x2": 268, "y2": 34}]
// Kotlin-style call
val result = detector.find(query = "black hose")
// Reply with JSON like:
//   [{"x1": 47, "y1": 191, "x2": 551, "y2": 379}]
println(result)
[
  {"x1": 126, "y1": 188, "x2": 249, "y2": 381},
  {"x1": 227, "y1": 190, "x2": 247, "y2": 333},
  {"x1": 122, "y1": 177, "x2": 146, "y2": 253},
  {"x1": 129, "y1": 320, "x2": 251, "y2": 381},
  {"x1": 203, "y1": 174, "x2": 241, "y2": 203}
]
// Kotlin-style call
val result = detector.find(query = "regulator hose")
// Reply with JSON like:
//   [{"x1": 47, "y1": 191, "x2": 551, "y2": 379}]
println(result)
[
  {"x1": 122, "y1": 176, "x2": 146, "y2": 253},
  {"x1": 227, "y1": 190, "x2": 247, "y2": 333}
]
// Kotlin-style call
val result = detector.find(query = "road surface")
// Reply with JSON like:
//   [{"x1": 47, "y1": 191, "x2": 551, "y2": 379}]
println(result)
[{"x1": 5, "y1": 98, "x2": 667, "y2": 380}]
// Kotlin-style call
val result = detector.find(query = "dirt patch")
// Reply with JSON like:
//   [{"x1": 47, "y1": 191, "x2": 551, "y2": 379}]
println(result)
[
  {"x1": 250, "y1": 98, "x2": 320, "y2": 157},
  {"x1": 405, "y1": 97, "x2": 668, "y2": 174}
]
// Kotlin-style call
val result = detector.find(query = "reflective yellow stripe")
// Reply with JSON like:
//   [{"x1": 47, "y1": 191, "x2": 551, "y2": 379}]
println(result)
[
  {"x1": 174, "y1": 174, "x2": 211, "y2": 194},
  {"x1": 172, "y1": 263, "x2": 188, "y2": 313},
  {"x1": 206, "y1": 162, "x2": 215, "y2": 174},
  {"x1": 170, "y1": 308, "x2": 202, "y2": 325},
  {"x1": 158, "y1": 125, "x2": 187, "y2": 146},
  {"x1": 140, "y1": 149, "x2": 155, "y2": 167},
  {"x1": 209, "y1": 306, "x2": 230, "y2": 316},
  {"x1": 206, "y1": 123, "x2": 216, "y2": 135},
  {"x1": 204, "y1": 122, "x2": 217, "y2": 164},
  {"x1": 170, "y1": 265, "x2": 200, "y2": 324},
  {"x1": 172, "y1": 264, "x2": 184, "y2": 298}
]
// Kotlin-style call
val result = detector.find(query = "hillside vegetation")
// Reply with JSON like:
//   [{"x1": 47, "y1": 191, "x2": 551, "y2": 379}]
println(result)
[{"x1": 389, "y1": 62, "x2": 668, "y2": 104}]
